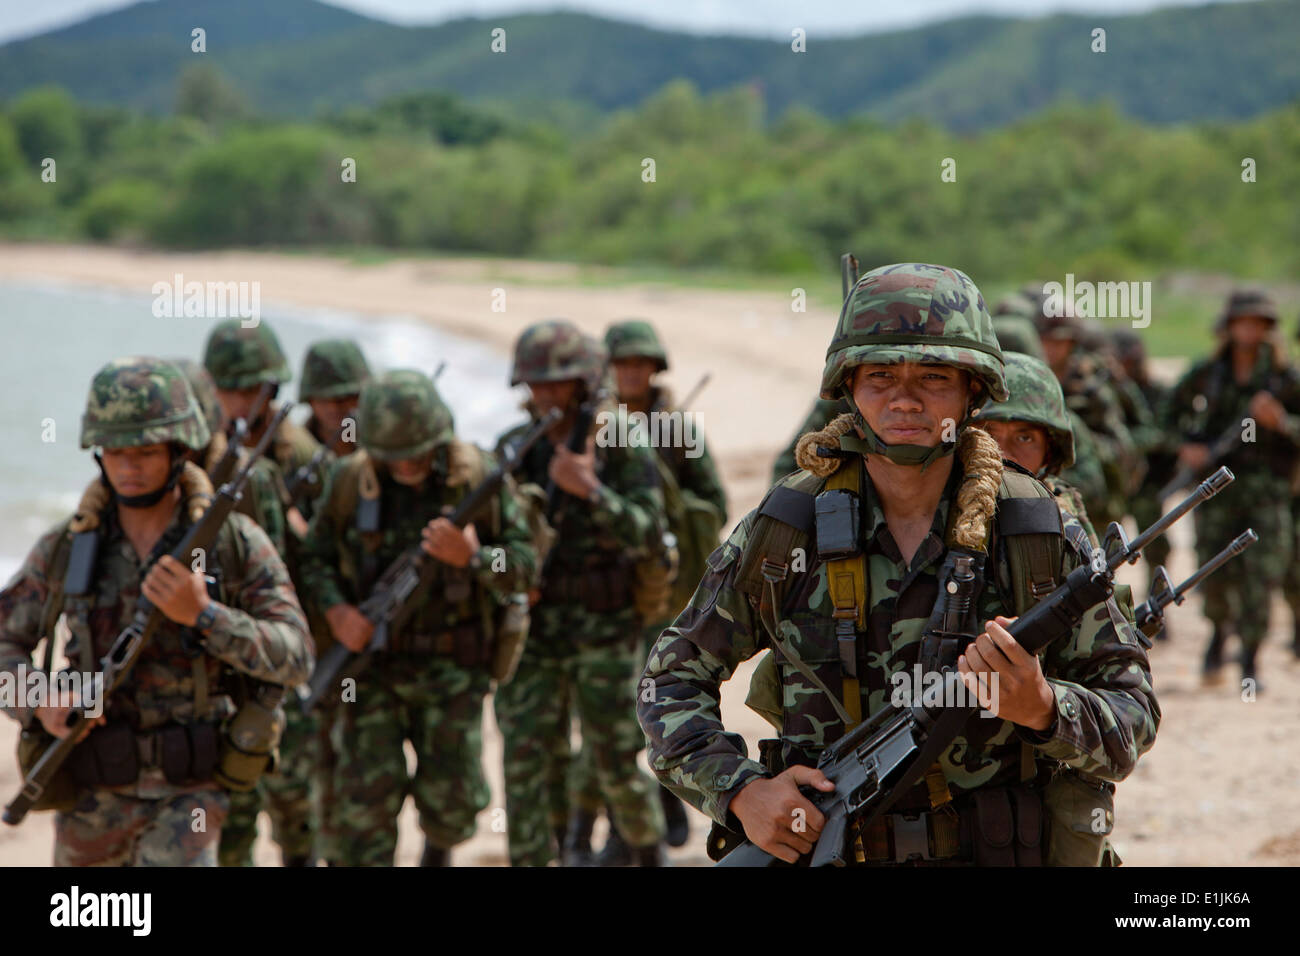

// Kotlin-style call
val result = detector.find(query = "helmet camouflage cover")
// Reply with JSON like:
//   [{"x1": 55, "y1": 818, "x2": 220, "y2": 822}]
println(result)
[
  {"x1": 300, "y1": 338, "x2": 371, "y2": 400},
  {"x1": 510, "y1": 319, "x2": 605, "y2": 388},
  {"x1": 821, "y1": 262, "x2": 1007, "y2": 403},
  {"x1": 81, "y1": 356, "x2": 211, "y2": 451},
  {"x1": 357, "y1": 369, "x2": 453, "y2": 461},
  {"x1": 169, "y1": 356, "x2": 224, "y2": 436},
  {"x1": 605, "y1": 319, "x2": 668, "y2": 372},
  {"x1": 974, "y1": 353, "x2": 1075, "y2": 472},
  {"x1": 202, "y1": 319, "x2": 292, "y2": 390}
]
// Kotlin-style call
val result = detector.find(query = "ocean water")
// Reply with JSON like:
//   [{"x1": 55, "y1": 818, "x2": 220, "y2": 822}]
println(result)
[{"x1": 0, "y1": 280, "x2": 521, "y2": 578}]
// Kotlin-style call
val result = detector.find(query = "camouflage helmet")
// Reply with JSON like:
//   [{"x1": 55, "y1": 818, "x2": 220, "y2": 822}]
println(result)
[
  {"x1": 974, "y1": 353, "x2": 1075, "y2": 473},
  {"x1": 169, "y1": 357, "x2": 223, "y2": 437},
  {"x1": 604, "y1": 319, "x2": 669, "y2": 372},
  {"x1": 356, "y1": 369, "x2": 453, "y2": 462},
  {"x1": 202, "y1": 319, "x2": 292, "y2": 390},
  {"x1": 300, "y1": 339, "x2": 371, "y2": 400},
  {"x1": 992, "y1": 314, "x2": 1046, "y2": 361},
  {"x1": 80, "y1": 356, "x2": 211, "y2": 451},
  {"x1": 1109, "y1": 328, "x2": 1146, "y2": 364},
  {"x1": 822, "y1": 263, "x2": 1007, "y2": 402},
  {"x1": 510, "y1": 319, "x2": 605, "y2": 388},
  {"x1": 1215, "y1": 288, "x2": 1278, "y2": 334}
]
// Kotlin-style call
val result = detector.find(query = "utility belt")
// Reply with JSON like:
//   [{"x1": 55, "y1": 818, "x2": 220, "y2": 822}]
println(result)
[
  {"x1": 389, "y1": 624, "x2": 493, "y2": 668},
  {"x1": 541, "y1": 561, "x2": 635, "y2": 613},
  {"x1": 66, "y1": 719, "x2": 222, "y2": 789}
]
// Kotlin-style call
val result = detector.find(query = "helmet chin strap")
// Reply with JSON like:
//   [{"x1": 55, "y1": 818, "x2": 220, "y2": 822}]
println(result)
[
  {"x1": 95, "y1": 449, "x2": 186, "y2": 509},
  {"x1": 836, "y1": 384, "x2": 983, "y2": 472}
]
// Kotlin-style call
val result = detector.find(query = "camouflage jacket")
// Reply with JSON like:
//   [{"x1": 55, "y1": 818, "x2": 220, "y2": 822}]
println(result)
[
  {"x1": 0, "y1": 503, "x2": 312, "y2": 734},
  {"x1": 639, "y1": 461, "x2": 1158, "y2": 826},
  {"x1": 297, "y1": 444, "x2": 536, "y2": 644},
  {"x1": 265, "y1": 408, "x2": 325, "y2": 525},
  {"x1": 772, "y1": 397, "x2": 851, "y2": 482},
  {"x1": 497, "y1": 407, "x2": 666, "y2": 647},
  {"x1": 643, "y1": 386, "x2": 728, "y2": 526},
  {"x1": 1163, "y1": 347, "x2": 1300, "y2": 486},
  {"x1": 1059, "y1": 352, "x2": 1142, "y2": 515},
  {"x1": 1059, "y1": 410, "x2": 1109, "y2": 533}
]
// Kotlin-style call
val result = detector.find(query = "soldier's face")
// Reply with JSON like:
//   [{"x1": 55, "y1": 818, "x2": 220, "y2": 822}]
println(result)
[
  {"x1": 528, "y1": 379, "x2": 579, "y2": 417},
  {"x1": 388, "y1": 452, "x2": 434, "y2": 487},
  {"x1": 1041, "y1": 337, "x2": 1074, "y2": 377},
  {"x1": 101, "y1": 444, "x2": 172, "y2": 498},
  {"x1": 1227, "y1": 315, "x2": 1272, "y2": 349},
  {"x1": 612, "y1": 358, "x2": 657, "y2": 401},
  {"x1": 979, "y1": 420, "x2": 1049, "y2": 474},
  {"x1": 215, "y1": 385, "x2": 265, "y2": 426},
  {"x1": 309, "y1": 396, "x2": 357, "y2": 437},
  {"x1": 851, "y1": 363, "x2": 975, "y2": 447}
]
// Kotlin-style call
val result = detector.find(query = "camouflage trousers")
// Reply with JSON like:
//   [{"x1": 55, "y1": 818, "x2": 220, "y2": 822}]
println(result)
[
  {"x1": 495, "y1": 636, "x2": 665, "y2": 866},
  {"x1": 1194, "y1": 493, "x2": 1291, "y2": 650},
  {"x1": 331, "y1": 654, "x2": 491, "y2": 866},
  {"x1": 55, "y1": 779, "x2": 229, "y2": 867},
  {"x1": 219, "y1": 702, "x2": 317, "y2": 866}
]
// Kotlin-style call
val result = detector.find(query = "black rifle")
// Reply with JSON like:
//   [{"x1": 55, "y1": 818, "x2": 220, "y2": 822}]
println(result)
[
  {"x1": 297, "y1": 408, "x2": 561, "y2": 713},
  {"x1": 4, "y1": 403, "x2": 292, "y2": 826},
  {"x1": 677, "y1": 372, "x2": 712, "y2": 412},
  {"x1": 284, "y1": 423, "x2": 346, "y2": 506},
  {"x1": 1133, "y1": 530, "x2": 1257, "y2": 643},
  {"x1": 209, "y1": 381, "x2": 275, "y2": 488},
  {"x1": 716, "y1": 466, "x2": 1237, "y2": 867}
]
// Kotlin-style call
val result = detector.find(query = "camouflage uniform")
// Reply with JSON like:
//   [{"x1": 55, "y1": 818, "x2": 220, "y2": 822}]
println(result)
[
  {"x1": 494, "y1": 320, "x2": 668, "y2": 866},
  {"x1": 0, "y1": 357, "x2": 312, "y2": 866},
  {"x1": 298, "y1": 371, "x2": 536, "y2": 865},
  {"x1": 1163, "y1": 291, "x2": 1300, "y2": 684},
  {"x1": 639, "y1": 264, "x2": 1158, "y2": 867},
  {"x1": 203, "y1": 320, "x2": 320, "y2": 865},
  {"x1": 297, "y1": 338, "x2": 370, "y2": 511}
]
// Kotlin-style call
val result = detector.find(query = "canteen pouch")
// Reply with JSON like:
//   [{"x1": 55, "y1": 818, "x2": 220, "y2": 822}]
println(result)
[
  {"x1": 214, "y1": 685, "x2": 285, "y2": 792},
  {"x1": 490, "y1": 595, "x2": 530, "y2": 683}
]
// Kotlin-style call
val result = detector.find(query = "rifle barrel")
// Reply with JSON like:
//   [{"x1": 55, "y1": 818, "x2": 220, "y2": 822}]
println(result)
[{"x1": 1117, "y1": 466, "x2": 1233, "y2": 570}]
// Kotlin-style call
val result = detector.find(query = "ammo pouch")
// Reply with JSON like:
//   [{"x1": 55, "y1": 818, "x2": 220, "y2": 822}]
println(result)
[
  {"x1": 390, "y1": 624, "x2": 490, "y2": 668},
  {"x1": 215, "y1": 683, "x2": 285, "y2": 793},
  {"x1": 1042, "y1": 769, "x2": 1117, "y2": 866},
  {"x1": 968, "y1": 785, "x2": 1044, "y2": 866},
  {"x1": 66, "y1": 721, "x2": 140, "y2": 788},
  {"x1": 542, "y1": 558, "x2": 635, "y2": 616},
  {"x1": 490, "y1": 594, "x2": 530, "y2": 683},
  {"x1": 633, "y1": 532, "x2": 680, "y2": 625},
  {"x1": 63, "y1": 720, "x2": 222, "y2": 789}
]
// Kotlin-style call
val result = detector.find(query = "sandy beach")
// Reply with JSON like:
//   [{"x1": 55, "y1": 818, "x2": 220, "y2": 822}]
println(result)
[{"x1": 1, "y1": 242, "x2": 1296, "y2": 867}]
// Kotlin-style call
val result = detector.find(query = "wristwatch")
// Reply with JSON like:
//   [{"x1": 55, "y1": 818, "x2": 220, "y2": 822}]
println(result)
[{"x1": 195, "y1": 602, "x2": 219, "y2": 633}]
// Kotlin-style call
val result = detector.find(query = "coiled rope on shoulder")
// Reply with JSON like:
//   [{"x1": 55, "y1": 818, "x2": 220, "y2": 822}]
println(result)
[{"x1": 791, "y1": 414, "x2": 1003, "y2": 551}]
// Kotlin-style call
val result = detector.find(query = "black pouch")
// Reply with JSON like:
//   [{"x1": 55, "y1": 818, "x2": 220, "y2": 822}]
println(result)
[
  {"x1": 68, "y1": 722, "x2": 140, "y2": 788},
  {"x1": 971, "y1": 786, "x2": 1044, "y2": 866},
  {"x1": 159, "y1": 724, "x2": 193, "y2": 785},
  {"x1": 452, "y1": 626, "x2": 485, "y2": 669},
  {"x1": 188, "y1": 721, "x2": 220, "y2": 782}
]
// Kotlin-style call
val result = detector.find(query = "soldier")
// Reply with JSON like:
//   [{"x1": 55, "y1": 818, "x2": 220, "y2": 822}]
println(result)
[
  {"x1": 558, "y1": 319, "x2": 728, "y2": 864},
  {"x1": 1164, "y1": 289, "x2": 1300, "y2": 688},
  {"x1": 975, "y1": 353, "x2": 1100, "y2": 546},
  {"x1": 203, "y1": 319, "x2": 322, "y2": 865},
  {"x1": 298, "y1": 370, "x2": 536, "y2": 865},
  {"x1": 494, "y1": 320, "x2": 668, "y2": 866},
  {"x1": 1111, "y1": 328, "x2": 1176, "y2": 624},
  {"x1": 639, "y1": 263, "x2": 1158, "y2": 868},
  {"x1": 0, "y1": 357, "x2": 312, "y2": 866}
]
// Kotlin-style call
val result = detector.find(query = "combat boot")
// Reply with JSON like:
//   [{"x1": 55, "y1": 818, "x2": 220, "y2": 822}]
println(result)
[
  {"x1": 628, "y1": 843, "x2": 667, "y2": 867},
  {"x1": 420, "y1": 845, "x2": 449, "y2": 867},
  {"x1": 561, "y1": 809, "x2": 597, "y2": 867},
  {"x1": 660, "y1": 784, "x2": 690, "y2": 848},
  {"x1": 1240, "y1": 643, "x2": 1264, "y2": 695},
  {"x1": 594, "y1": 823, "x2": 632, "y2": 867},
  {"x1": 1201, "y1": 625, "x2": 1228, "y2": 686}
]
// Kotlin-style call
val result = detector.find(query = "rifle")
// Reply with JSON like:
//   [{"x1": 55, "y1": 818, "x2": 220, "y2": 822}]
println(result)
[
  {"x1": 209, "y1": 381, "x2": 275, "y2": 488},
  {"x1": 284, "y1": 422, "x2": 347, "y2": 506},
  {"x1": 677, "y1": 372, "x2": 712, "y2": 412},
  {"x1": 544, "y1": 369, "x2": 608, "y2": 515},
  {"x1": 716, "y1": 466, "x2": 1237, "y2": 867},
  {"x1": 1133, "y1": 530, "x2": 1257, "y2": 644},
  {"x1": 297, "y1": 408, "x2": 561, "y2": 713},
  {"x1": 4, "y1": 403, "x2": 292, "y2": 826}
]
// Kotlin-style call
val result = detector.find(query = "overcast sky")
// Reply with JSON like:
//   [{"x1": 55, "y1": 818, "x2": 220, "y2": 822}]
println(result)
[{"x1": 0, "y1": 0, "x2": 1255, "y2": 45}]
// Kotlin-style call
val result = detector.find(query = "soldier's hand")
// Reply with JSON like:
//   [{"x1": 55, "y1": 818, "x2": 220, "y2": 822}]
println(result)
[
  {"x1": 142, "y1": 555, "x2": 210, "y2": 628},
  {"x1": 35, "y1": 705, "x2": 104, "y2": 742},
  {"x1": 549, "y1": 437, "x2": 599, "y2": 498},
  {"x1": 730, "y1": 766, "x2": 835, "y2": 864},
  {"x1": 1249, "y1": 391, "x2": 1286, "y2": 431},
  {"x1": 326, "y1": 603, "x2": 375, "y2": 653},
  {"x1": 286, "y1": 506, "x2": 310, "y2": 540},
  {"x1": 958, "y1": 616, "x2": 1056, "y2": 732},
  {"x1": 421, "y1": 517, "x2": 479, "y2": 567},
  {"x1": 1177, "y1": 443, "x2": 1210, "y2": 471}
]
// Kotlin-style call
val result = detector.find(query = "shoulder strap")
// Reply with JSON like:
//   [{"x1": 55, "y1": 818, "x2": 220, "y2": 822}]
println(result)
[
  {"x1": 323, "y1": 450, "x2": 382, "y2": 587},
  {"x1": 823, "y1": 457, "x2": 866, "y2": 729},
  {"x1": 35, "y1": 523, "x2": 77, "y2": 675},
  {"x1": 996, "y1": 470, "x2": 1065, "y2": 616},
  {"x1": 734, "y1": 471, "x2": 823, "y2": 602}
]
